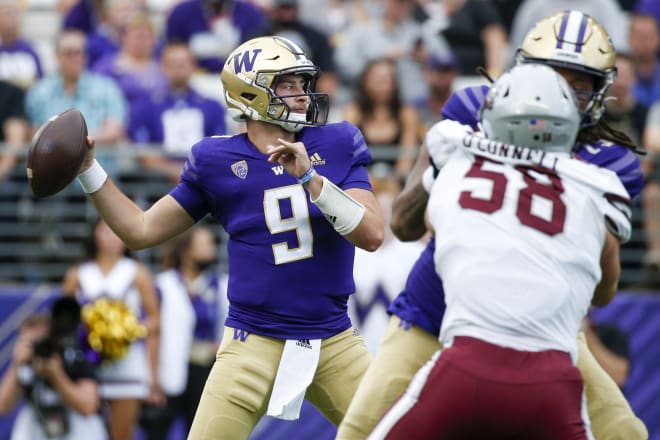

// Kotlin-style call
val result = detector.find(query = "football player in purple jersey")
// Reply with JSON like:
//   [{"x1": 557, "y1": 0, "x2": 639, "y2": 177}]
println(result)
[
  {"x1": 75, "y1": 36, "x2": 384, "y2": 440},
  {"x1": 337, "y1": 10, "x2": 648, "y2": 440}
]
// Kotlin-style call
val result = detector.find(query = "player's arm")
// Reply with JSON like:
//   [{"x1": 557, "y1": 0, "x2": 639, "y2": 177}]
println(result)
[
  {"x1": 593, "y1": 229, "x2": 620, "y2": 307},
  {"x1": 391, "y1": 144, "x2": 431, "y2": 241},
  {"x1": 79, "y1": 138, "x2": 195, "y2": 250},
  {"x1": 342, "y1": 187, "x2": 384, "y2": 251},
  {"x1": 391, "y1": 120, "x2": 469, "y2": 241}
]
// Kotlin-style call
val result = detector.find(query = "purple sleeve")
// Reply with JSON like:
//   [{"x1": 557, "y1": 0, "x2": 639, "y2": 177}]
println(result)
[
  {"x1": 575, "y1": 144, "x2": 644, "y2": 199},
  {"x1": 441, "y1": 85, "x2": 490, "y2": 128},
  {"x1": 169, "y1": 140, "x2": 214, "y2": 221},
  {"x1": 340, "y1": 122, "x2": 372, "y2": 191}
]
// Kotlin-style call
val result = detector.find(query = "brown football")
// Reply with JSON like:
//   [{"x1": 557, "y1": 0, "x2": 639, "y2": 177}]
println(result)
[{"x1": 27, "y1": 108, "x2": 88, "y2": 198}]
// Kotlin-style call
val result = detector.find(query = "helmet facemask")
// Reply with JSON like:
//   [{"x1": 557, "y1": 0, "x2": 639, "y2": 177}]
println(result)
[{"x1": 262, "y1": 68, "x2": 330, "y2": 132}]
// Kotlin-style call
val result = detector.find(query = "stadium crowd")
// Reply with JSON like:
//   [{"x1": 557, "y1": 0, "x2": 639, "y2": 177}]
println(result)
[{"x1": 0, "y1": 0, "x2": 658, "y2": 439}]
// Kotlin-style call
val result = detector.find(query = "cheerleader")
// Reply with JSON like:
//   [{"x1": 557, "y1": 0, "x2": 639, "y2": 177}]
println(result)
[{"x1": 62, "y1": 219, "x2": 163, "y2": 440}]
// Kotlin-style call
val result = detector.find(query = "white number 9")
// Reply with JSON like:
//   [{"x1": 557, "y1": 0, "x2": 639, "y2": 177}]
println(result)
[{"x1": 263, "y1": 185, "x2": 314, "y2": 265}]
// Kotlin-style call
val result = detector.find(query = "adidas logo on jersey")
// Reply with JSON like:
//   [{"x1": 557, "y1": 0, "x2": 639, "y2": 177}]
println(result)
[
  {"x1": 310, "y1": 152, "x2": 326, "y2": 166},
  {"x1": 296, "y1": 339, "x2": 313, "y2": 349}
]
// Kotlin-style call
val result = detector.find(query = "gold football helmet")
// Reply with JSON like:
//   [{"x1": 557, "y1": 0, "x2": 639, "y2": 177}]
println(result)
[
  {"x1": 515, "y1": 10, "x2": 616, "y2": 127},
  {"x1": 221, "y1": 36, "x2": 329, "y2": 132}
]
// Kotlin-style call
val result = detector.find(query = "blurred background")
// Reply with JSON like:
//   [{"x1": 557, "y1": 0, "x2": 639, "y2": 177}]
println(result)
[{"x1": 0, "y1": 0, "x2": 659, "y2": 439}]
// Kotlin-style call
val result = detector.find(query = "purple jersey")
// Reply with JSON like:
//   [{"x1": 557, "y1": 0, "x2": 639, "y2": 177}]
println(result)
[
  {"x1": 170, "y1": 122, "x2": 372, "y2": 339},
  {"x1": 388, "y1": 84, "x2": 644, "y2": 336}
]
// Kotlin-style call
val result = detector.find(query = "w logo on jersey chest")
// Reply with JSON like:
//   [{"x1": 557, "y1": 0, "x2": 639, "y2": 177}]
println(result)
[{"x1": 232, "y1": 49, "x2": 262, "y2": 73}]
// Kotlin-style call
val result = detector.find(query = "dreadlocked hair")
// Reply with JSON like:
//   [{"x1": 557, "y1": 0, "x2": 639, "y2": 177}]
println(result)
[{"x1": 577, "y1": 119, "x2": 646, "y2": 155}]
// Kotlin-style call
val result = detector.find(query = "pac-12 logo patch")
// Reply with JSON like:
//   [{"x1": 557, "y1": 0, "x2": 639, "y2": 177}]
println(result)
[{"x1": 231, "y1": 160, "x2": 248, "y2": 179}]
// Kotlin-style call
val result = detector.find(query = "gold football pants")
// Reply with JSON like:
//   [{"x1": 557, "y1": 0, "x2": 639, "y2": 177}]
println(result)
[{"x1": 187, "y1": 326, "x2": 371, "y2": 440}]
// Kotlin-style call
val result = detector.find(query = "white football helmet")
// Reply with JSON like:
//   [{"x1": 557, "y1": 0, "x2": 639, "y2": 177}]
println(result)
[
  {"x1": 221, "y1": 36, "x2": 329, "y2": 132},
  {"x1": 515, "y1": 10, "x2": 616, "y2": 127},
  {"x1": 479, "y1": 64, "x2": 580, "y2": 153}
]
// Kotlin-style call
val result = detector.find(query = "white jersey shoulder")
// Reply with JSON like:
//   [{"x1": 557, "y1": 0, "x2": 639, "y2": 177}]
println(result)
[{"x1": 427, "y1": 148, "x2": 627, "y2": 362}]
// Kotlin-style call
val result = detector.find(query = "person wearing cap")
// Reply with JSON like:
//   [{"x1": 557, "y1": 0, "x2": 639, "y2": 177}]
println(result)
[{"x1": 413, "y1": 51, "x2": 459, "y2": 136}]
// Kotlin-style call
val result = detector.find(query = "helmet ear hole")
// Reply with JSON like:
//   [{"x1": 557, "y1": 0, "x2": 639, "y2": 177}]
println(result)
[{"x1": 241, "y1": 93, "x2": 257, "y2": 101}]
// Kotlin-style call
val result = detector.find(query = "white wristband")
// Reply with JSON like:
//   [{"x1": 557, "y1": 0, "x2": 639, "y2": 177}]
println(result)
[
  {"x1": 311, "y1": 176, "x2": 366, "y2": 236},
  {"x1": 77, "y1": 159, "x2": 108, "y2": 194},
  {"x1": 422, "y1": 166, "x2": 435, "y2": 193}
]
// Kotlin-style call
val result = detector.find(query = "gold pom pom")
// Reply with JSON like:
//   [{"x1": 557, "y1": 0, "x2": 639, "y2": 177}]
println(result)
[{"x1": 82, "y1": 298, "x2": 147, "y2": 362}]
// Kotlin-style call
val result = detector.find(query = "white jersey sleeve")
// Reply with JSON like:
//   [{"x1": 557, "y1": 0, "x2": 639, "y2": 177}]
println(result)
[{"x1": 558, "y1": 159, "x2": 632, "y2": 244}]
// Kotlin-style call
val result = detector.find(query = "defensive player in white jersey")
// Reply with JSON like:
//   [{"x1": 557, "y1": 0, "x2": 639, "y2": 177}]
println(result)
[
  {"x1": 338, "y1": 11, "x2": 647, "y2": 440},
  {"x1": 369, "y1": 64, "x2": 632, "y2": 439}
]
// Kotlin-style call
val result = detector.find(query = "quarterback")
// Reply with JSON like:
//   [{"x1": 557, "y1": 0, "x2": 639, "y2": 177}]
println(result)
[{"x1": 75, "y1": 36, "x2": 384, "y2": 439}]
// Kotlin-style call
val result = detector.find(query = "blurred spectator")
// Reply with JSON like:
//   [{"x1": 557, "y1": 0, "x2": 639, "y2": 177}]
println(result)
[
  {"x1": 509, "y1": 0, "x2": 630, "y2": 60},
  {"x1": 0, "y1": 79, "x2": 29, "y2": 182},
  {"x1": 412, "y1": 50, "x2": 459, "y2": 134},
  {"x1": 0, "y1": 306, "x2": 108, "y2": 439},
  {"x1": 261, "y1": 0, "x2": 338, "y2": 97},
  {"x1": 635, "y1": 0, "x2": 660, "y2": 27},
  {"x1": 490, "y1": 0, "x2": 525, "y2": 34},
  {"x1": 628, "y1": 13, "x2": 660, "y2": 108},
  {"x1": 641, "y1": 103, "x2": 660, "y2": 268},
  {"x1": 436, "y1": 0, "x2": 508, "y2": 77},
  {"x1": 165, "y1": 0, "x2": 268, "y2": 73},
  {"x1": 297, "y1": 0, "x2": 371, "y2": 40},
  {"x1": 342, "y1": 58, "x2": 421, "y2": 179},
  {"x1": 85, "y1": 0, "x2": 149, "y2": 68},
  {"x1": 582, "y1": 314, "x2": 632, "y2": 388},
  {"x1": 60, "y1": 0, "x2": 103, "y2": 34},
  {"x1": 61, "y1": 219, "x2": 163, "y2": 440},
  {"x1": 0, "y1": 0, "x2": 44, "y2": 90},
  {"x1": 335, "y1": 0, "x2": 442, "y2": 104},
  {"x1": 25, "y1": 30, "x2": 127, "y2": 145},
  {"x1": 141, "y1": 225, "x2": 228, "y2": 440},
  {"x1": 92, "y1": 13, "x2": 167, "y2": 119},
  {"x1": 129, "y1": 41, "x2": 227, "y2": 182},
  {"x1": 603, "y1": 53, "x2": 649, "y2": 146}
]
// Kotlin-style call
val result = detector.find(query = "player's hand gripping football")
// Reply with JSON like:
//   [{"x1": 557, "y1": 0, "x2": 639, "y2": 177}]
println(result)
[
  {"x1": 79, "y1": 136, "x2": 97, "y2": 174},
  {"x1": 266, "y1": 138, "x2": 312, "y2": 179}
]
